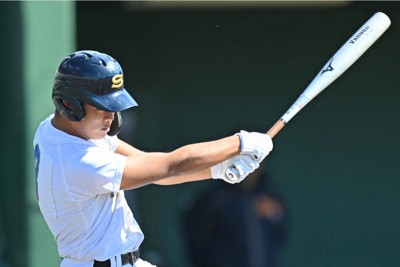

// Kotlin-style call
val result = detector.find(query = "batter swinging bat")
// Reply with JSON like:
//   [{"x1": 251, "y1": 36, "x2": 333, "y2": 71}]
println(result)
[{"x1": 266, "y1": 12, "x2": 391, "y2": 139}]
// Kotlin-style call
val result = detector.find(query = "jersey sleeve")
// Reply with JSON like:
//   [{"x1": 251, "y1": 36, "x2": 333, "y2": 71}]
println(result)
[
  {"x1": 103, "y1": 135, "x2": 120, "y2": 152},
  {"x1": 64, "y1": 146, "x2": 127, "y2": 198}
]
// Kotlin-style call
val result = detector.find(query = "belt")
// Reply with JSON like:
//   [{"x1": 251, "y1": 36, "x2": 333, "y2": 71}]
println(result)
[{"x1": 93, "y1": 250, "x2": 139, "y2": 267}]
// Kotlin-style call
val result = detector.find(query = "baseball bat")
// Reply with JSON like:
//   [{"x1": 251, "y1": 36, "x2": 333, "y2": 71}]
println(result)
[{"x1": 266, "y1": 12, "x2": 391, "y2": 139}]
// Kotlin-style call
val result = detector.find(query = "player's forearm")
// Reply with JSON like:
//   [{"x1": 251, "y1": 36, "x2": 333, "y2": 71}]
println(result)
[
  {"x1": 152, "y1": 168, "x2": 211, "y2": 185},
  {"x1": 167, "y1": 135, "x2": 240, "y2": 175}
]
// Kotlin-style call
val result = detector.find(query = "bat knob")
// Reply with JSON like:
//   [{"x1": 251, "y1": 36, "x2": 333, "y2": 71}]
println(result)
[{"x1": 252, "y1": 149, "x2": 261, "y2": 160}]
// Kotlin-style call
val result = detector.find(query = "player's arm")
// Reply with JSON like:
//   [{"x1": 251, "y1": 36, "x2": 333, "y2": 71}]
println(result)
[
  {"x1": 118, "y1": 131, "x2": 273, "y2": 190},
  {"x1": 115, "y1": 139, "x2": 145, "y2": 157},
  {"x1": 119, "y1": 135, "x2": 240, "y2": 190},
  {"x1": 116, "y1": 139, "x2": 211, "y2": 185}
]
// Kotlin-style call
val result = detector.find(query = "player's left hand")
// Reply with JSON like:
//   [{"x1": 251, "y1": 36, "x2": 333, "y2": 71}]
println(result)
[
  {"x1": 236, "y1": 130, "x2": 273, "y2": 163},
  {"x1": 211, "y1": 154, "x2": 259, "y2": 184}
]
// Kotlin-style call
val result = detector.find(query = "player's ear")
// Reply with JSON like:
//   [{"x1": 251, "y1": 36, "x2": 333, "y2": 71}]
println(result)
[
  {"x1": 53, "y1": 94, "x2": 85, "y2": 121},
  {"x1": 62, "y1": 100, "x2": 71, "y2": 109}
]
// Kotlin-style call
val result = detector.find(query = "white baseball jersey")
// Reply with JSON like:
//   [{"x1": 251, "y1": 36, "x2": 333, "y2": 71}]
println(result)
[{"x1": 33, "y1": 115, "x2": 144, "y2": 263}]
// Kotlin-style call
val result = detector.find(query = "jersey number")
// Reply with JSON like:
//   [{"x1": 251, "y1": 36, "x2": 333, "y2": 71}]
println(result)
[{"x1": 34, "y1": 144, "x2": 40, "y2": 201}]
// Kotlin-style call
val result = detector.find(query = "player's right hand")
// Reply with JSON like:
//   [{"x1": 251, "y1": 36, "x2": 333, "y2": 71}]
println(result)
[
  {"x1": 211, "y1": 155, "x2": 259, "y2": 184},
  {"x1": 236, "y1": 130, "x2": 273, "y2": 163}
]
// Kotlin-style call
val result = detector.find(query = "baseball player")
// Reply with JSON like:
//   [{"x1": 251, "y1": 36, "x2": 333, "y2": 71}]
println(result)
[{"x1": 33, "y1": 50, "x2": 273, "y2": 267}]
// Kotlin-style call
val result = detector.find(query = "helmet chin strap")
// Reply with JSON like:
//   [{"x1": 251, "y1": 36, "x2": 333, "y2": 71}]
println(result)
[{"x1": 108, "y1": 112, "x2": 122, "y2": 136}]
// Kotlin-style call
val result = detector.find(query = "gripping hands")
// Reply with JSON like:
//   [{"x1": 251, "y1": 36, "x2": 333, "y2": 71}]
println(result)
[
  {"x1": 236, "y1": 130, "x2": 273, "y2": 162},
  {"x1": 211, "y1": 154, "x2": 259, "y2": 184},
  {"x1": 211, "y1": 130, "x2": 273, "y2": 184}
]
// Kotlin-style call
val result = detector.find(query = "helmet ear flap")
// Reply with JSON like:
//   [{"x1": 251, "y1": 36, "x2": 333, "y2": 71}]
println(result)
[
  {"x1": 53, "y1": 94, "x2": 85, "y2": 121},
  {"x1": 108, "y1": 112, "x2": 122, "y2": 136}
]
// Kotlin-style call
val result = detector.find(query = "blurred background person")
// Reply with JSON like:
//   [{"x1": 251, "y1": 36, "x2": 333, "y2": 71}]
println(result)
[{"x1": 184, "y1": 166, "x2": 287, "y2": 267}]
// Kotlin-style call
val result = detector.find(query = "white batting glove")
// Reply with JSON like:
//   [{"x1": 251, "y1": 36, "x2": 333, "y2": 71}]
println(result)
[
  {"x1": 211, "y1": 155, "x2": 259, "y2": 184},
  {"x1": 236, "y1": 130, "x2": 273, "y2": 163}
]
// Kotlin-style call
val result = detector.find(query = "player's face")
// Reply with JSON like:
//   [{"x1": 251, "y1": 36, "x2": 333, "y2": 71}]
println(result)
[{"x1": 76, "y1": 104, "x2": 115, "y2": 140}]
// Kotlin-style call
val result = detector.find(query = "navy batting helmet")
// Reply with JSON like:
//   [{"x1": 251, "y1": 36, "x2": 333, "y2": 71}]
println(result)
[{"x1": 52, "y1": 50, "x2": 138, "y2": 122}]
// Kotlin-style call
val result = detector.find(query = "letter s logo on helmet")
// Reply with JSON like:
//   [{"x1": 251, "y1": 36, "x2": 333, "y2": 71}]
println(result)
[{"x1": 111, "y1": 74, "x2": 124, "y2": 89}]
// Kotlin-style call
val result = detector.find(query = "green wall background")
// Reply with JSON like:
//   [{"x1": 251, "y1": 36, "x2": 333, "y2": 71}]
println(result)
[
  {"x1": 23, "y1": 3, "x2": 76, "y2": 267},
  {"x1": 0, "y1": 2, "x2": 24, "y2": 267},
  {"x1": 1, "y1": 1, "x2": 399, "y2": 267}
]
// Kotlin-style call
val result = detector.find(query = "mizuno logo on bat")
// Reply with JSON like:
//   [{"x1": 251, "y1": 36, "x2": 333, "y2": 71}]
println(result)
[{"x1": 321, "y1": 58, "x2": 334, "y2": 75}]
